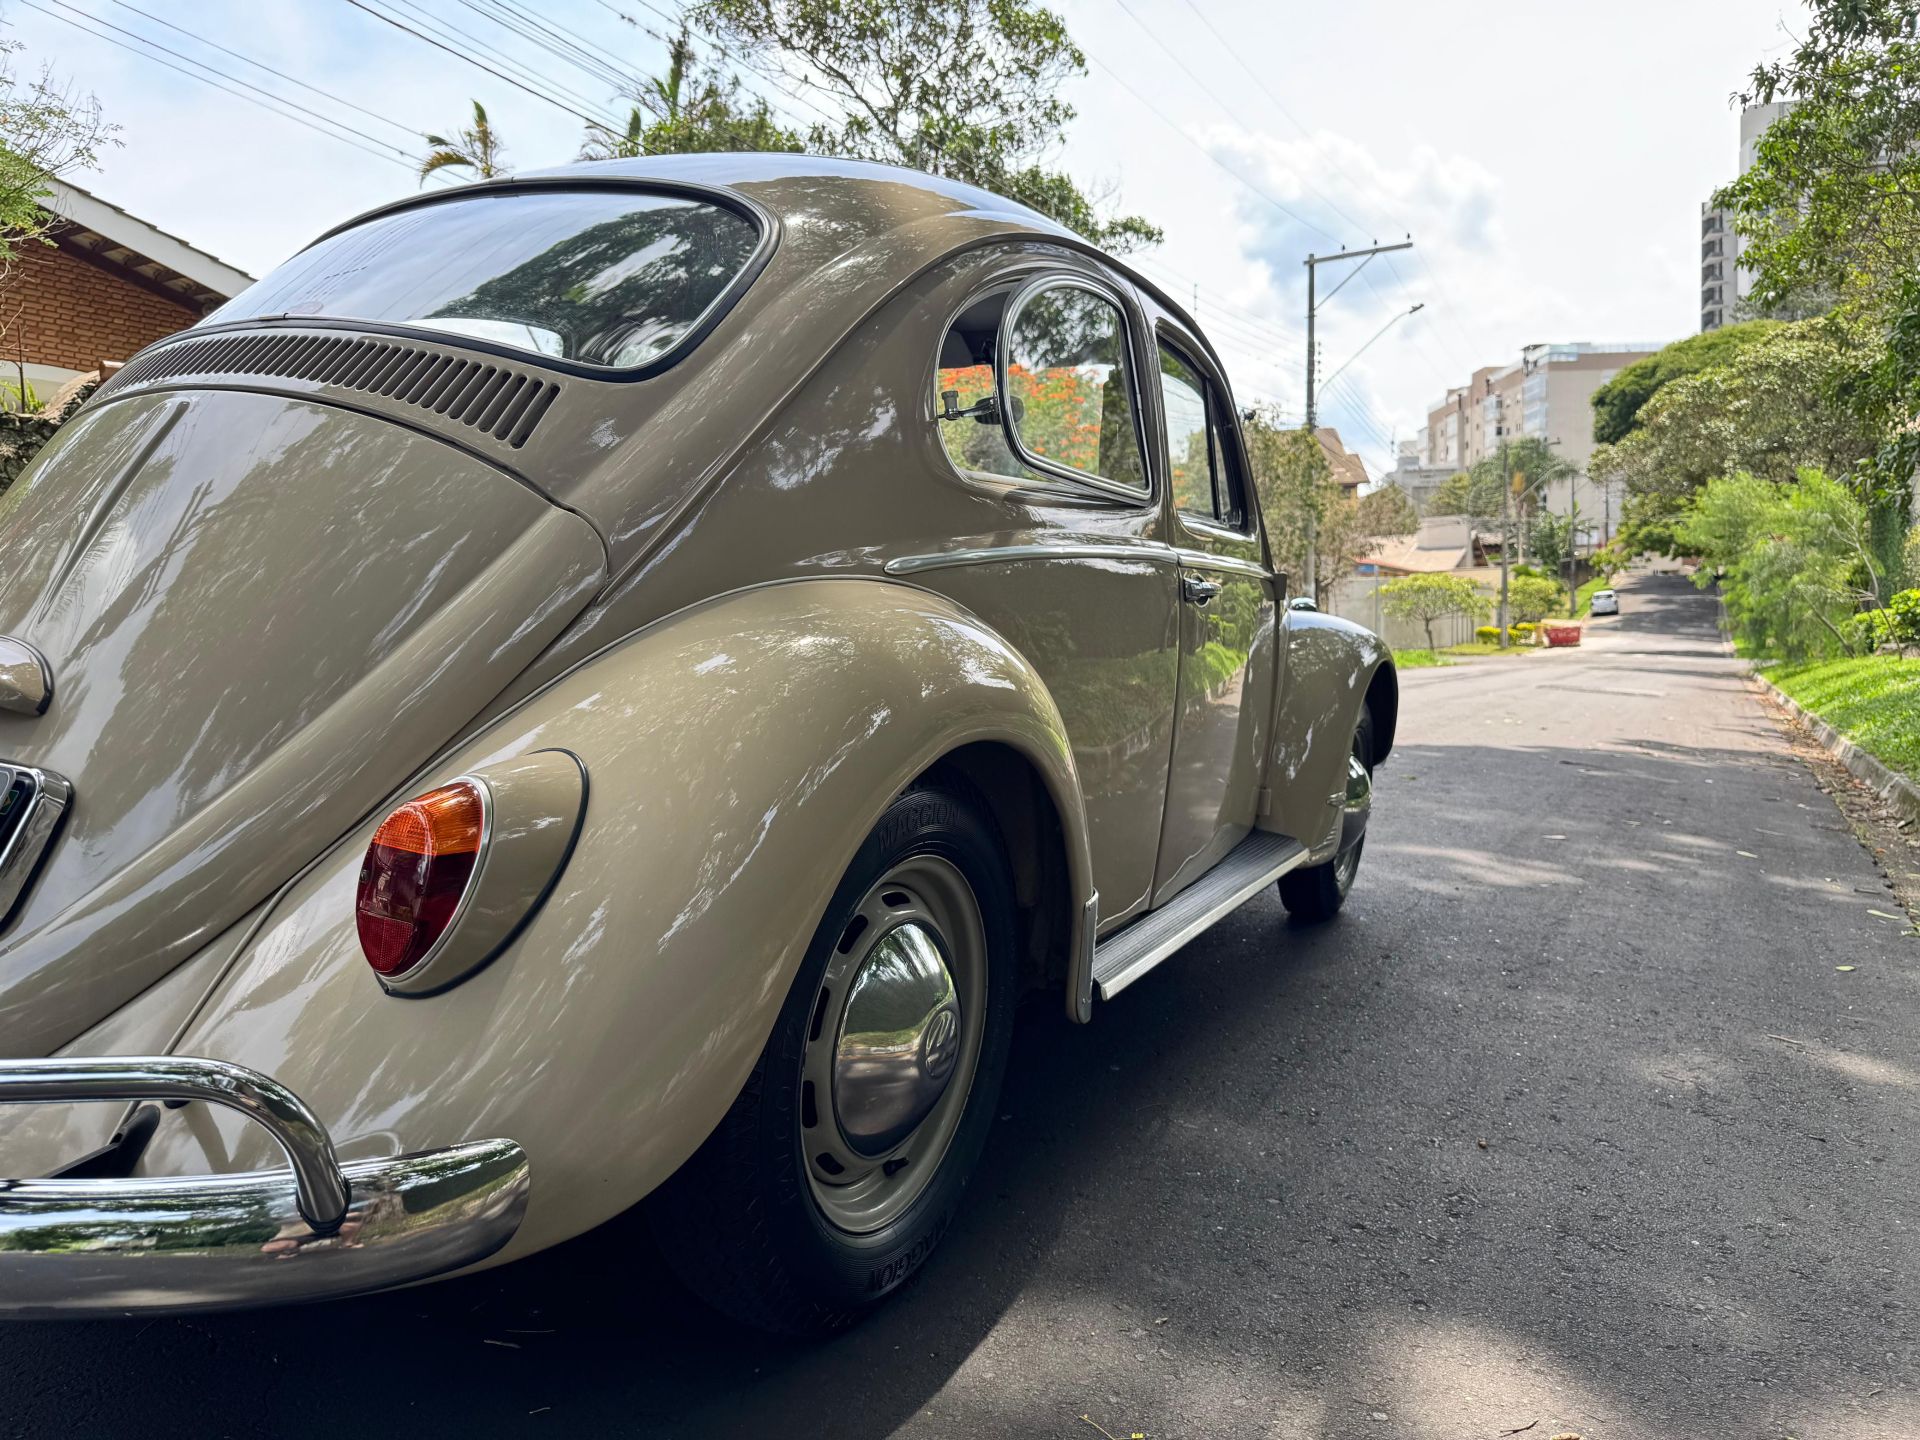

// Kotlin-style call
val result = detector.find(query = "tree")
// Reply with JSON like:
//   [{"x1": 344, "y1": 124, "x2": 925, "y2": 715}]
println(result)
[
  {"x1": 1589, "y1": 317, "x2": 1876, "y2": 503},
  {"x1": 1589, "y1": 321, "x2": 1783, "y2": 444},
  {"x1": 1379, "y1": 573, "x2": 1489, "y2": 653},
  {"x1": 692, "y1": 0, "x2": 1159, "y2": 250},
  {"x1": 582, "y1": 25, "x2": 801, "y2": 159},
  {"x1": 1504, "y1": 573, "x2": 1563, "y2": 626},
  {"x1": 0, "y1": 39, "x2": 115, "y2": 270},
  {"x1": 1353, "y1": 482, "x2": 1418, "y2": 538},
  {"x1": 1425, "y1": 472, "x2": 1476, "y2": 517},
  {"x1": 1528, "y1": 511, "x2": 1572, "y2": 573},
  {"x1": 420, "y1": 100, "x2": 507, "y2": 184},
  {"x1": 1242, "y1": 409, "x2": 1395, "y2": 605},
  {"x1": 1681, "y1": 468, "x2": 1884, "y2": 659},
  {"x1": 1719, "y1": 2, "x2": 1920, "y2": 315},
  {"x1": 1715, "y1": 1, "x2": 1920, "y2": 573}
]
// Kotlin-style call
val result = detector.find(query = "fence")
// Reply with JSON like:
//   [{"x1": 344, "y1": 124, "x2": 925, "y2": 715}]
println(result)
[{"x1": 1320, "y1": 573, "x2": 1484, "y2": 653}]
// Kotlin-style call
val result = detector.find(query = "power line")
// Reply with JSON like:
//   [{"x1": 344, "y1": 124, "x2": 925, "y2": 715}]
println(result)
[
  {"x1": 460, "y1": 0, "x2": 634, "y2": 95},
  {"x1": 383, "y1": 0, "x2": 616, "y2": 119},
  {"x1": 104, "y1": 0, "x2": 422, "y2": 142},
  {"x1": 1110, "y1": 0, "x2": 1377, "y2": 247},
  {"x1": 1159, "y1": 0, "x2": 1489, "y2": 381},
  {"x1": 36, "y1": 0, "x2": 420, "y2": 161},
  {"x1": 609, "y1": 0, "x2": 844, "y2": 128},
  {"x1": 1081, "y1": 50, "x2": 1335, "y2": 244},
  {"x1": 341, "y1": 0, "x2": 612, "y2": 127},
  {"x1": 18, "y1": 0, "x2": 426, "y2": 173}
]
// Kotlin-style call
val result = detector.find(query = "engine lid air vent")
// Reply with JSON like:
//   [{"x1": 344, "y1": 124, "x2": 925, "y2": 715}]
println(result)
[{"x1": 101, "y1": 331, "x2": 561, "y2": 449}]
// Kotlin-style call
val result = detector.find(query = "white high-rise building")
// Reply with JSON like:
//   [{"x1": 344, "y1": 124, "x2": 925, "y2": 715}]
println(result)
[{"x1": 1700, "y1": 101, "x2": 1793, "y2": 331}]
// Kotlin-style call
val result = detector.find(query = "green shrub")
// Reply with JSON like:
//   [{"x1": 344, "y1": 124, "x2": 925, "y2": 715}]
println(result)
[
  {"x1": 1511, "y1": 621, "x2": 1537, "y2": 640},
  {"x1": 1889, "y1": 589, "x2": 1920, "y2": 647},
  {"x1": 1844, "y1": 610, "x2": 1890, "y2": 654},
  {"x1": 1475, "y1": 625, "x2": 1500, "y2": 642}
]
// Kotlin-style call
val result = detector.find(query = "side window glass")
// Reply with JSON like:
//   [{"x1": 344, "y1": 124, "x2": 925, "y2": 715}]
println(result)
[
  {"x1": 933, "y1": 291, "x2": 1032, "y2": 480},
  {"x1": 1159, "y1": 346, "x2": 1215, "y2": 518},
  {"x1": 1159, "y1": 341, "x2": 1247, "y2": 530},
  {"x1": 1003, "y1": 285, "x2": 1147, "y2": 490}
]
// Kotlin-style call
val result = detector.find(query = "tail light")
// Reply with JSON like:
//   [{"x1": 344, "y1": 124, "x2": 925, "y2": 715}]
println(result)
[{"x1": 356, "y1": 780, "x2": 487, "y2": 977}]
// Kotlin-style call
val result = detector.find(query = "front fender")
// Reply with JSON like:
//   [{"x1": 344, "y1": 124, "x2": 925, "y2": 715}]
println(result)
[
  {"x1": 1265, "y1": 610, "x2": 1395, "y2": 862},
  {"x1": 137, "y1": 578, "x2": 1091, "y2": 1263}
]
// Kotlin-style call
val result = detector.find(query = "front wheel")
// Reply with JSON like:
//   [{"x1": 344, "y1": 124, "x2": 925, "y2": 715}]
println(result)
[
  {"x1": 1278, "y1": 703, "x2": 1373, "y2": 922},
  {"x1": 649, "y1": 778, "x2": 1017, "y2": 1334}
]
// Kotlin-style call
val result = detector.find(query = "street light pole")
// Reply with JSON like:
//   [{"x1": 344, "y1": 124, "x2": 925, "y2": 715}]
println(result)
[{"x1": 1302, "y1": 238, "x2": 1413, "y2": 603}]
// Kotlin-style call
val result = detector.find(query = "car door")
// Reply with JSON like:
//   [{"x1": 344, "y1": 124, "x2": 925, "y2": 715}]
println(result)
[
  {"x1": 1148, "y1": 325, "x2": 1279, "y2": 903},
  {"x1": 916, "y1": 262, "x2": 1183, "y2": 933}
]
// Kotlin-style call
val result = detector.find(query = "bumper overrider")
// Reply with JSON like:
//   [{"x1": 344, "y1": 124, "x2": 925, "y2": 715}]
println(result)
[{"x1": 0, "y1": 1056, "x2": 529, "y2": 1318}]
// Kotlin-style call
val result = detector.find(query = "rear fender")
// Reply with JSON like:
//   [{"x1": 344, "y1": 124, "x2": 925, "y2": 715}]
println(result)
[
  {"x1": 139, "y1": 578, "x2": 1091, "y2": 1262},
  {"x1": 1264, "y1": 610, "x2": 1395, "y2": 863}
]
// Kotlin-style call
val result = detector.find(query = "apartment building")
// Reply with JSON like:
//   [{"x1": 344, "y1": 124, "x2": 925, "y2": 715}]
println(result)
[
  {"x1": 1699, "y1": 101, "x2": 1792, "y2": 331},
  {"x1": 1419, "y1": 341, "x2": 1663, "y2": 542}
]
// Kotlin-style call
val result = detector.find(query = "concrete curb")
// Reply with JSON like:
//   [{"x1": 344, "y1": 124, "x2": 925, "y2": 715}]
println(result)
[{"x1": 1754, "y1": 673, "x2": 1920, "y2": 828}]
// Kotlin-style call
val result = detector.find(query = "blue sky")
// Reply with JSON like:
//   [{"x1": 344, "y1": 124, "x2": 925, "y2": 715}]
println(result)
[{"x1": 4, "y1": 0, "x2": 1811, "y2": 472}]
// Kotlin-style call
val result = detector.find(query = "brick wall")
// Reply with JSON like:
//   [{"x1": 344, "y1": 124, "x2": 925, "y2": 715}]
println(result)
[{"x1": 0, "y1": 238, "x2": 203, "y2": 374}]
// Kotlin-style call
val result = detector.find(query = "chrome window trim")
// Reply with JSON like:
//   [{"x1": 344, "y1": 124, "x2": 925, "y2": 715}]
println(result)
[
  {"x1": 1169, "y1": 547, "x2": 1272, "y2": 583},
  {"x1": 994, "y1": 274, "x2": 1154, "y2": 502},
  {"x1": 1178, "y1": 513, "x2": 1263, "y2": 550},
  {"x1": 885, "y1": 541, "x2": 1178, "y2": 577}
]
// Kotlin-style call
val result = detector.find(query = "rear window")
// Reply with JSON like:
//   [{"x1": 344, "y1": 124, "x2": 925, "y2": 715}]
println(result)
[{"x1": 208, "y1": 189, "x2": 761, "y2": 372}]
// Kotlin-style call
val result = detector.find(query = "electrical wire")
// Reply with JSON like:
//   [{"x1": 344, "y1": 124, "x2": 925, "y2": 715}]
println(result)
[
  {"x1": 104, "y1": 0, "x2": 422, "y2": 143},
  {"x1": 17, "y1": 0, "x2": 427, "y2": 173},
  {"x1": 36, "y1": 0, "x2": 420, "y2": 161},
  {"x1": 340, "y1": 0, "x2": 611, "y2": 127}
]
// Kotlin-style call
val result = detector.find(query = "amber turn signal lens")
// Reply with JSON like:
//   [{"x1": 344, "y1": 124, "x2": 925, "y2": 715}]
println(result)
[{"x1": 356, "y1": 781, "x2": 486, "y2": 977}]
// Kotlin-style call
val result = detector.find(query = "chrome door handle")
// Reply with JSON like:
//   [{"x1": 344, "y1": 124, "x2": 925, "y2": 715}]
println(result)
[{"x1": 1181, "y1": 574, "x2": 1223, "y2": 607}]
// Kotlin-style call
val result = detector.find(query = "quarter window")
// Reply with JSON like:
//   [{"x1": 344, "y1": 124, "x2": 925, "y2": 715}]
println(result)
[
  {"x1": 934, "y1": 290, "x2": 1033, "y2": 480},
  {"x1": 1158, "y1": 342, "x2": 1245, "y2": 528}
]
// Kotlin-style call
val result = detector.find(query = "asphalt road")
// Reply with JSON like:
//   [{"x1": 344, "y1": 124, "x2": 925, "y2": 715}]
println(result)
[{"x1": 7, "y1": 568, "x2": 1917, "y2": 1439}]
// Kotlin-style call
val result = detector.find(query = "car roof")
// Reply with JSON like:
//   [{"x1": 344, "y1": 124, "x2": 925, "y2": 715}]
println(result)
[{"x1": 315, "y1": 154, "x2": 1227, "y2": 380}]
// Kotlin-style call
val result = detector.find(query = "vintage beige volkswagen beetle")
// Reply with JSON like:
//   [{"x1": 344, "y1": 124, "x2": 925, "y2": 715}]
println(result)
[{"x1": 0, "y1": 155, "x2": 1393, "y2": 1332}]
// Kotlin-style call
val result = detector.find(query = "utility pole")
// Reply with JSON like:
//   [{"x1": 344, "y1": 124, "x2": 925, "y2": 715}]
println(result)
[
  {"x1": 1303, "y1": 238, "x2": 1413, "y2": 602},
  {"x1": 1498, "y1": 439, "x2": 1512, "y2": 645},
  {"x1": 1566, "y1": 484, "x2": 1582, "y2": 618}
]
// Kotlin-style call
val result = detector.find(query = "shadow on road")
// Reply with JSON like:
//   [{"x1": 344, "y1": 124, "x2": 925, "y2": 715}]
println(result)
[{"x1": 8, "y1": 569, "x2": 1917, "y2": 1437}]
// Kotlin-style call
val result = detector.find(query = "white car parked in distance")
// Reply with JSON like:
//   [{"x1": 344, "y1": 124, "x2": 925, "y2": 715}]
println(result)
[{"x1": 1589, "y1": 588, "x2": 1620, "y2": 616}]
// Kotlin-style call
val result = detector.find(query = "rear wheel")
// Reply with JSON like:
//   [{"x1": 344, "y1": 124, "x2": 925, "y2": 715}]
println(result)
[
  {"x1": 1278, "y1": 704, "x2": 1373, "y2": 922},
  {"x1": 649, "y1": 779, "x2": 1017, "y2": 1334}
]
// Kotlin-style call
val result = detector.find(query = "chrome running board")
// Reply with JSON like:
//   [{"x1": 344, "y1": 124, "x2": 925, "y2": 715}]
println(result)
[{"x1": 1092, "y1": 830, "x2": 1308, "y2": 1000}]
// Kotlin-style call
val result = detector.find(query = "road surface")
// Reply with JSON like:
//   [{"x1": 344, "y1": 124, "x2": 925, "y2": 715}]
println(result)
[{"x1": 6, "y1": 569, "x2": 1915, "y2": 1438}]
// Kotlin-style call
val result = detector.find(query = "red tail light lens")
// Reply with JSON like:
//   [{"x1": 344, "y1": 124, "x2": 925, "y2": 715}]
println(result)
[{"x1": 356, "y1": 781, "x2": 486, "y2": 976}]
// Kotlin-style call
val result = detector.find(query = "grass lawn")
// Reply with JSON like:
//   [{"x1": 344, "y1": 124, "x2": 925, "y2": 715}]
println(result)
[
  {"x1": 1392, "y1": 648, "x2": 1446, "y2": 669},
  {"x1": 1440, "y1": 640, "x2": 1537, "y2": 658},
  {"x1": 1766, "y1": 655, "x2": 1920, "y2": 778}
]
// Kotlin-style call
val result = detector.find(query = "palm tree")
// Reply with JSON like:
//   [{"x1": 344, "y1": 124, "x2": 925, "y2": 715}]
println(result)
[
  {"x1": 419, "y1": 100, "x2": 507, "y2": 184},
  {"x1": 579, "y1": 106, "x2": 646, "y2": 162}
]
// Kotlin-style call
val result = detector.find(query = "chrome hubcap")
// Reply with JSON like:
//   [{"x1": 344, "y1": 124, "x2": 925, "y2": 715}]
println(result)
[
  {"x1": 801, "y1": 854, "x2": 986, "y2": 1234},
  {"x1": 833, "y1": 922, "x2": 962, "y2": 1157}
]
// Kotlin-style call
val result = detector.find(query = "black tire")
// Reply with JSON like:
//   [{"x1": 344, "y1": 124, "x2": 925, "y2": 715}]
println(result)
[
  {"x1": 648, "y1": 778, "x2": 1018, "y2": 1335},
  {"x1": 1278, "y1": 703, "x2": 1374, "y2": 923}
]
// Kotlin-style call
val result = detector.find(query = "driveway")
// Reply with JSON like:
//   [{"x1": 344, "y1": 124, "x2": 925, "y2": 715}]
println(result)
[{"x1": 6, "y1": 568, "x2": 1915, "y2": 1438}]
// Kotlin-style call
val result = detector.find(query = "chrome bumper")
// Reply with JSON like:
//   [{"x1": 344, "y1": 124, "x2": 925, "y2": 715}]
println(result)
[{"x1": 0, "y1": 1056, "x2": 530, "y2": 1318}]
